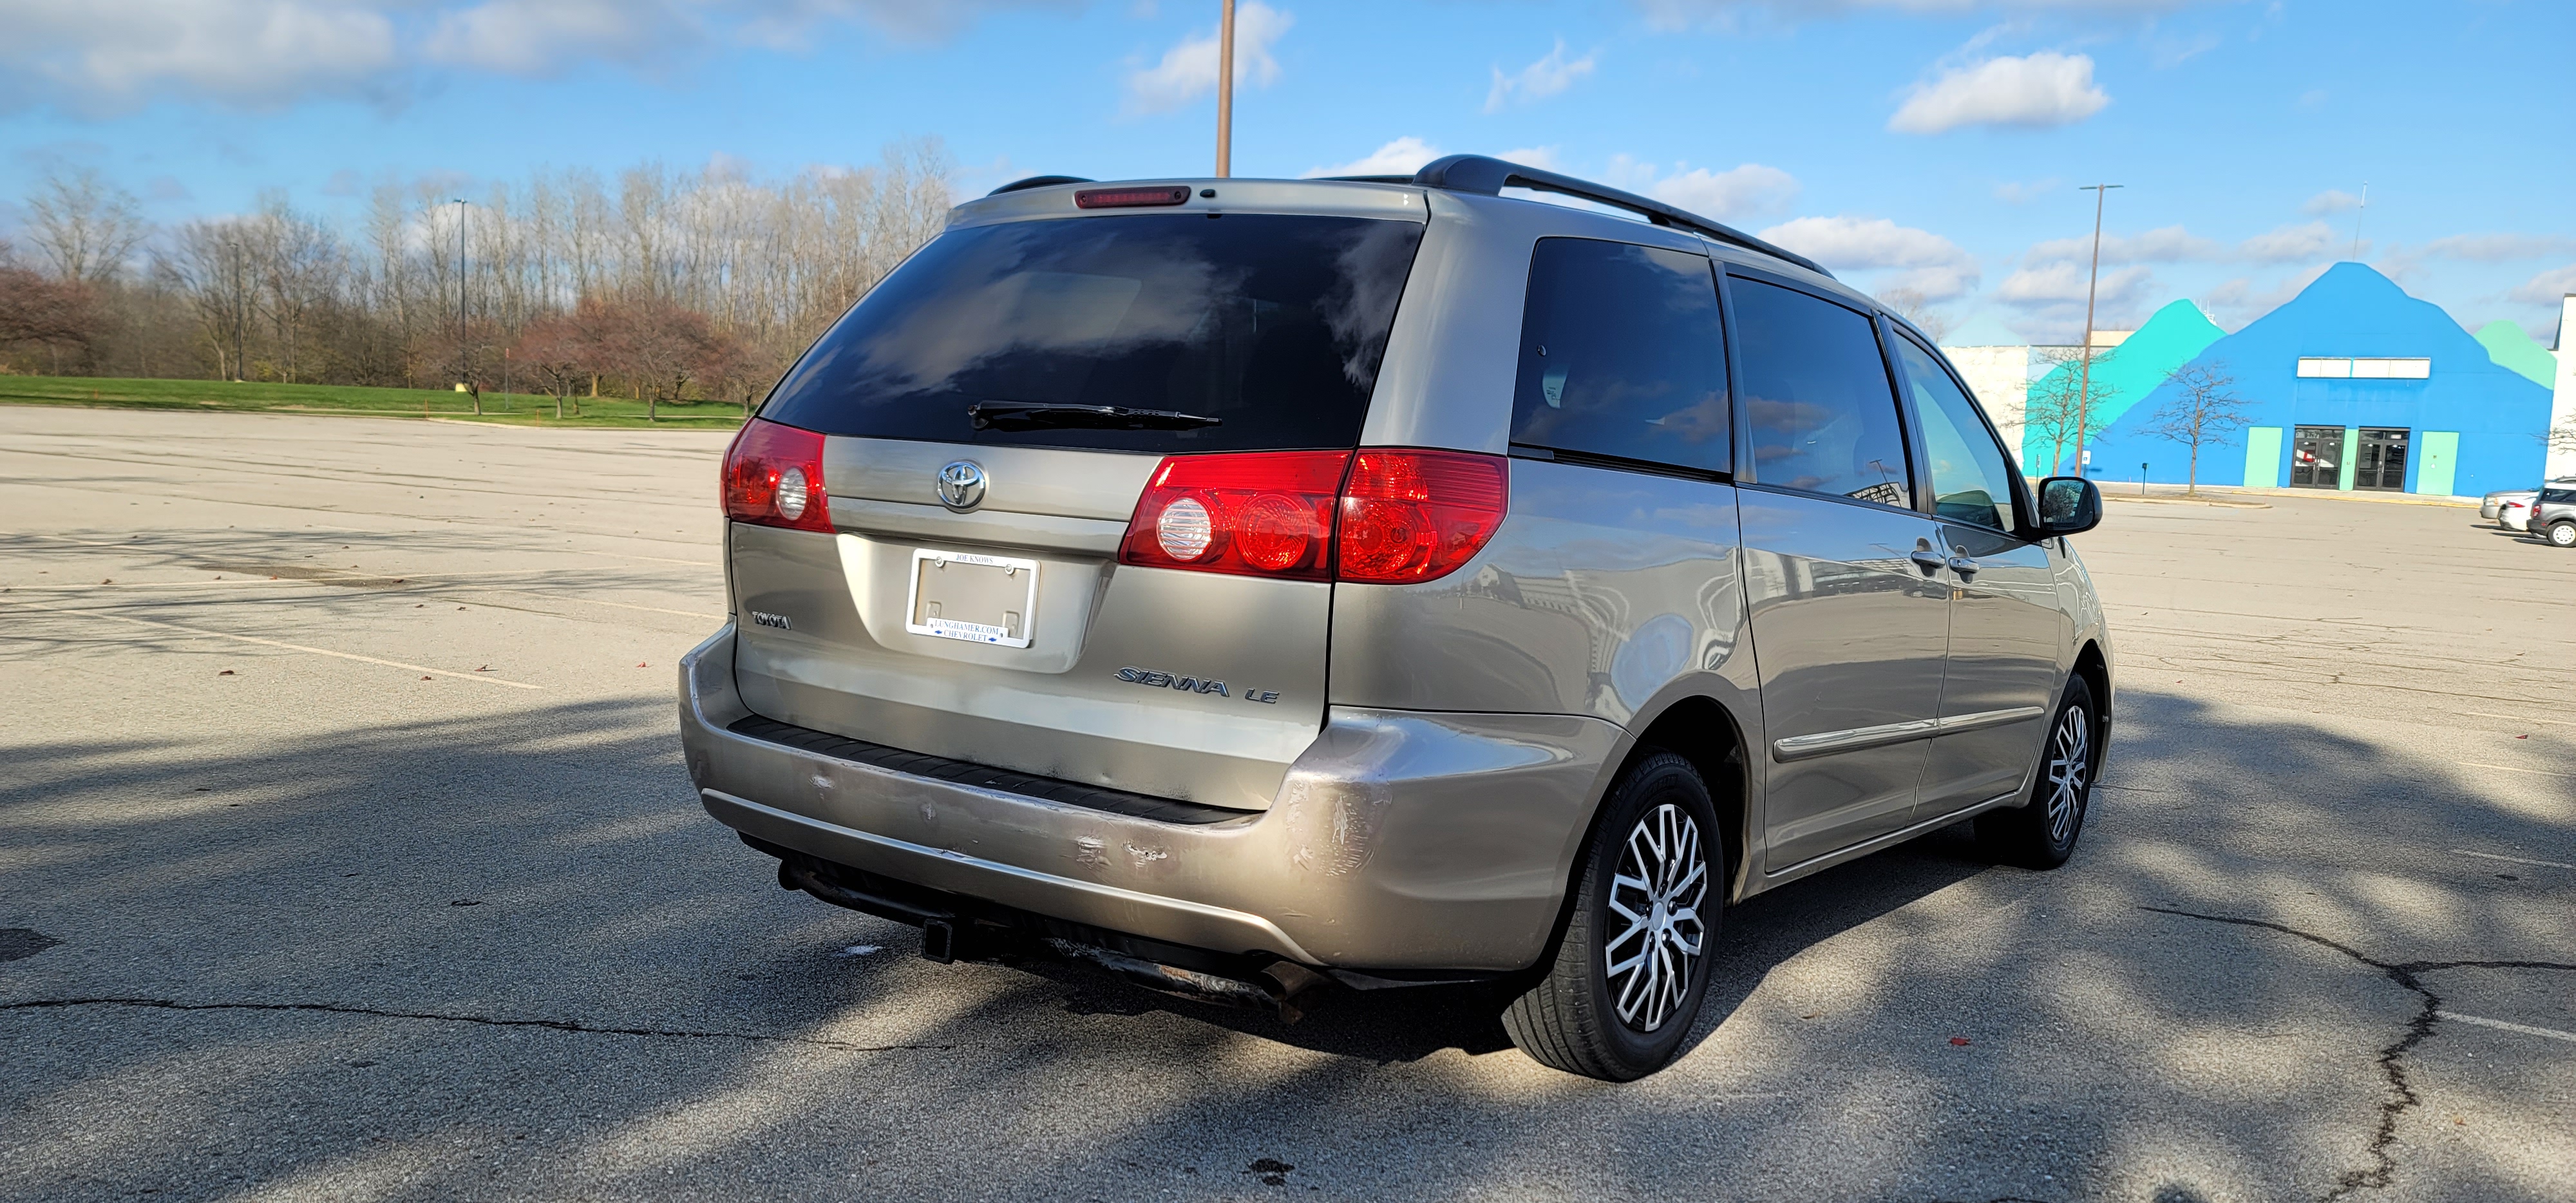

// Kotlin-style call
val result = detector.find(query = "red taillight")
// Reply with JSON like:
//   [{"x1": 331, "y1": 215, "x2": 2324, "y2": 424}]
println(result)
[
  {"x1": 1338, "y1": 450, "x2": 1510, "y2": 583},
  {"x1": 1119, "y1": 451, "x2": 1347, "y2": 581},
  {"x1": 722, "y1": 418, "x2": 833, "y2": 533},
  {"x1": 1115, "y1": 448, "x2": 1508, "y2": 584}
]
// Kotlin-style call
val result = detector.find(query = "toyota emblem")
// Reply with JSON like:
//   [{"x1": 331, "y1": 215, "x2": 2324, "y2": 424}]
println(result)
[{"x1": 936, "y1": 460, "x2": 987, "y2": 511}]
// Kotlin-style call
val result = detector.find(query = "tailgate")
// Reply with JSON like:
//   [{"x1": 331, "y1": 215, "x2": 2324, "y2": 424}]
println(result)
[
  {"x1": 733, "y1": 440, "x2": 1329, "y2": 811},
  {"x1": 727, "y1": 201, "x2": 1426, "y2": 811}
]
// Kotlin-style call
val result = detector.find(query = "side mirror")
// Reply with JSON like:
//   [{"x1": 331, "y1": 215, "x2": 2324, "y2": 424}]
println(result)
[{"x1": 2032, "y1": 476, "x2": 2102, "y2": 537}]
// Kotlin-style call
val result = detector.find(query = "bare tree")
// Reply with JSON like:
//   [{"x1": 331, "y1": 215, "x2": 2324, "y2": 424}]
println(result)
[
  {"x1": 0, "y1": 242, "x2": 104, "y2": 357},
  {"x1": 25, "y1": 169, "x2": 151, "y2": 285},
  {"x1": 9, "y1": 140, "x2": 954, "y2": 391},
  {"x1": 2143, "y1": 361, "x2": 2253, "y2": 497},
  {"x1": 1878, "y1": 287, "x2": 1953, "y2": 343},
  {"x1": 591, "y1": 298, "x2": 733, "y2": 419},
  {"x1": 2021, "y1": 346, "x2": 2117, "y2": 477},
  {"x1": 513, "y1": 307, "x2": 598, "y2": 419},
  {"x1": 251, "y1": 195, "x2": 345, "y2": 383},
  {"x1": 162, "y1": 221, "x2": 261, "y2": 381}
]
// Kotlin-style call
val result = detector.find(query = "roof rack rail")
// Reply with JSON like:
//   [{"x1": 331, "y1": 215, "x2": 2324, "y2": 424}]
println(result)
[
  {"x1": 987, "y1": 175, "x2": 1093, "y2": 196},
  {"x1": 1319, "y1": 175, "x2": 1417, "y2": 184},
  {"x1": 1410, "y1": 155, "x2": 1833, "y2": 279}
]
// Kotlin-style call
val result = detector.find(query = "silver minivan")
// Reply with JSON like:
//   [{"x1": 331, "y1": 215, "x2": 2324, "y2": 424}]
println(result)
[{"x1": 678, "y1": 156, "x2": 2113, "y2": 1080}]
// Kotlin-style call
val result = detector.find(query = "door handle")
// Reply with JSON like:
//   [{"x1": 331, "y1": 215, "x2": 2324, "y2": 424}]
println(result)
[
  {"x1": 1908, "y1": 548, "x2": 1947, "y2": 575},
  {"x1": 1946, "y1": 549, "x2": 1980, "y2": 579}
]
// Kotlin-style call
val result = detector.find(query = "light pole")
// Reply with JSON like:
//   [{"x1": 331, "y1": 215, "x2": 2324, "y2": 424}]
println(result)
[
  {"x1": 2072, "y1": 183, "x2": 2123, "y2": 477},
  {"x1": 451, "y1": 198, "x2": 473, "y2": 412},
  {"x1": 1215, "y1": 0, "x2": 1236, "y2": 177}
]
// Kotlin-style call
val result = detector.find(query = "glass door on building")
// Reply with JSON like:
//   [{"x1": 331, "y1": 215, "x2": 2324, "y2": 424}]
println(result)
[
  {"x1": 2353, "y1": 428, "x2": 2409, "y2": 491},
  {"x1": 2290, "y1": 426, "x2": 2343, "y2": 488}
]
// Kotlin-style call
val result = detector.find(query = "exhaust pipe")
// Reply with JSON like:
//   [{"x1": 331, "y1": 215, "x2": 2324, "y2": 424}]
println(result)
[{"x1": 1046, "y1": 939, "x2": 1329, "y2": 1023}]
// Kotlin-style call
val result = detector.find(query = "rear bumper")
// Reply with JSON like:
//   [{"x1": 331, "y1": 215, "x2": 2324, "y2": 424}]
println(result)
[{"x1": 677, "y1": 625, "x2": 1624, "y2": 971}]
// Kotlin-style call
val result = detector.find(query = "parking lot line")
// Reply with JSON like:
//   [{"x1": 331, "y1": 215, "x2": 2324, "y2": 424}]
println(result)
[
  {"x1": 0, "y1": 600, "x2": 542, "y2": 688},
  {"x1": 2461, "y1": 709, "x2": 2576, "y2": 728},
  {"x1": 2450, "y1": 849, "x2": 2576, "y2": 870},
  {"x1": 2436, "y1": 1011, "x2": 2576, "y2": 1045},
  {"x1": 2456, "y1": 761, "x2": 2576, "y2": 781}
]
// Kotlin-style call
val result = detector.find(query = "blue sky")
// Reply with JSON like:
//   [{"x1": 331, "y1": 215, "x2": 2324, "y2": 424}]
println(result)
[{"x1": 5, "y1": 0, "x2": 2570, "y2": 345}]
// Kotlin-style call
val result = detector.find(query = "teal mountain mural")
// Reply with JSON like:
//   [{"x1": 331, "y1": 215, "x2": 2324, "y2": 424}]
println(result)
[
  {"x1": 2018, "y1": 299, "x2": 2224, "y2": 469},
  {"x1": 2473, "y1": 320, "x2": 2557, "y2": 387},
  {"x1": 2087, "y1": 263, "x2": 2553, "y2": 497}
]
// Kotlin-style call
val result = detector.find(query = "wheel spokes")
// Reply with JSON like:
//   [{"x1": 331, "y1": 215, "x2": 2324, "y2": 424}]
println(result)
[{"x1": 1603, "y1": 802, "x2": 1714, "y2": 1033}]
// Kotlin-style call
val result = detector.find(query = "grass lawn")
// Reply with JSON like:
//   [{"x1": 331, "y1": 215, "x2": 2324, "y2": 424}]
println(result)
[{"x1": 0, "y1": 375, "x2": 750, "y2": 429}]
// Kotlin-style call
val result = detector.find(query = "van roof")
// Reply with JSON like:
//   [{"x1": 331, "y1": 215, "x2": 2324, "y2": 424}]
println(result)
[{"x1": 976, "y1": 154, "x2": 1835, "y2": 281}]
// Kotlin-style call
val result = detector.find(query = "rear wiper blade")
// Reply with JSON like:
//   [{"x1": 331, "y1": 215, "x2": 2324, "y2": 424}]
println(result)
[{"x1": 967, "y1": 402, "x2": 1223, "y2": 432}]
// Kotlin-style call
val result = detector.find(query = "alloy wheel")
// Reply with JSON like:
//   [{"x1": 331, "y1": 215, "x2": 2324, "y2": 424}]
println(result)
[
  {"x1": 2045, "y1": 705, "x2": 2092, "y2": 845},
  {"x1": 1604, "y1": 802, "x2": 1709, "y2": 1033}
]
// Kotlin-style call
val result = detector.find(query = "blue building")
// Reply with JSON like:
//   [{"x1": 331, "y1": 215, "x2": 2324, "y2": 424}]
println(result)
[{"x1": 2084, "y1": 264, "x2": 2555, "y2": 498}]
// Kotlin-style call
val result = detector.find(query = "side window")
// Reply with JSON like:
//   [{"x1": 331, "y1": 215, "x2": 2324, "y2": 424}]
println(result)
[
  {"x1": 1731, "y1": 277, "x2": 1912, "y2": 507},
  {"x1": 1894, "y1": 336, "x2": 2020, "y2": 533},
  {"x1": 1510, "y1": 238, "x2": 1730, "y2": 474}
]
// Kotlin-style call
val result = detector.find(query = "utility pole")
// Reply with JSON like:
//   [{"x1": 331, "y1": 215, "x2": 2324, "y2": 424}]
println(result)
[
  {"x1": 2349, "y1": 182, "x2": 2369, "y2": 261},
  {"x1": 2073, "y1": 183, "x2": 2123, "y2": 477},
  {"x1": 1215, "y1": 0, "x2": 1236, "y2": 177}
]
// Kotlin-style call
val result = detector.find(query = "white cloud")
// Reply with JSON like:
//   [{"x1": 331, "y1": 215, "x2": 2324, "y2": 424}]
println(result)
[
  {"x1": 2239, "y1": 220, "x2": 2341, "y2": 263},
  {"x1": 1639, "y1": 0, "x2": 2215, "y2": 29},
  {"x1": 2508, "y1": 263, "x2": 2576, "y2": 305},
  {"x1": 2418, "y1": 234, "x2": 2576, "y2": 263},
  {"x1": 0, "y1": 0, "x2": 1074, "y2": 113},
  {"x1": 1123, "y1": 1, "x2": 1292, "y2": 115},
  {"x1": 426, "y1": 0, "x2": 676, "y2": 74},
  {"x1": 1648, "y1": 164, "x2": 1801, "y2": 222},
  {"x1": 2024, "y1": 224, "x2": 2225, "y2": 265},
  {"x1": 1993, "y1": 177, "x2": 2060, "y2": 204},
  {"x1": 2300, "y1": 189, "x2": 2363, "y2": 216},
  {"x1": 2146, "y1": 28, "x2": 2220, "y2": 68},
  {"x1": 736, "y1": 0, "x2": 1081, "y2": 48},
  {"x1": 1994, "y1": 260, "x2": 2153, "y2": 305},
  {"x1": 0, "y1": 0, "x2": 399, "y2": 113},
  {"x1": 2201, "y1": 263, "x2": 2333, "y2": 327},
  {"x1": 1888, "y1": 52, "x2": 2108, "y2": 135},
  {"x1": 1301, "y1": 137, "x2": 1441, "y2": 179},
  {"x1": 1484, "y1": 39, "x2": 1598, "y2": 113},
  {"x1": 1759, "y1": 214, "x2": 1981, "y2": 299}
]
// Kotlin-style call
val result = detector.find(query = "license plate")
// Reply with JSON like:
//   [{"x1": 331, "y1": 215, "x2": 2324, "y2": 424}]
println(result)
[{"x1": 904, "y1": 549, "x2": 1039, "y2": 648}]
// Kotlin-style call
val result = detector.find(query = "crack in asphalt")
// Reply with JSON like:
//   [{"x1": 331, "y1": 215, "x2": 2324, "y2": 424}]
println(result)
[
  {"x1": 2142, "y1": 907, "x2": 2576, "y2": 1201},
  {"x1": 0, "y1": 996, "x2": 952, "y2": 1054}
]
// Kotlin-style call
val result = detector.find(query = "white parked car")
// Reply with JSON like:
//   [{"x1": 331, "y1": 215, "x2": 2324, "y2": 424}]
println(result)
[
  {"x1": 2485, "y1": 478, "x2": 2576, "y2": 526},
  {"x1": 2498, "y1": 497, "x2": 2533, "y2": 531}
]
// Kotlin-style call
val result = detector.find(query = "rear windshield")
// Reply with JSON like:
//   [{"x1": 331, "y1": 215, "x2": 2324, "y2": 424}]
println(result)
[{"x1": 759, "y1": 213, "x2": 1426, "y2": 452}]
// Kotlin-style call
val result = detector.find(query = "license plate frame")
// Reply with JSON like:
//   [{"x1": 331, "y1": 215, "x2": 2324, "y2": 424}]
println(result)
[{"x1": 904, "y1": 549, "x2": 1039, "y2": 649}]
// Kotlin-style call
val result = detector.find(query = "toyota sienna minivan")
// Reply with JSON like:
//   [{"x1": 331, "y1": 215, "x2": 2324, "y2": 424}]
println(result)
[{"x1": 678, "y1": 155, "x2": 2113, "y2": 1081}]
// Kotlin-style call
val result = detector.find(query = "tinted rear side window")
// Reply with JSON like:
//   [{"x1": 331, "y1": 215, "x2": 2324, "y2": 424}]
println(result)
[
  {"x1": 1510, "y1": 238, "x2": 1730, "y2": 473},
  {"x1": 1731, "y1": 277, "x2": 1913, "y2": 507},
  {"x1": 759, "y1": 214, "x2": 1425, "y2": 452}
]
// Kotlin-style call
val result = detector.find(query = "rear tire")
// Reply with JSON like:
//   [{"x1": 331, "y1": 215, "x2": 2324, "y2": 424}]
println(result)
[
  {"x1": 1976, "y1": 676, "x2": 2099, "y2": 870},
  {"x1": 1502, "y1": 752, "x2": 1721, "y2": 1081},
  {"x1": 2548, "y1": 522, "x2": 2576, "y2": 548}
]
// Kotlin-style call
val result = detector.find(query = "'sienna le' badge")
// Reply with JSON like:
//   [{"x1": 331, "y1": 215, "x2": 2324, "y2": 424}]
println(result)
[{"x1": 1116, "y1": 667, "x2": 1280, "y2": 705}]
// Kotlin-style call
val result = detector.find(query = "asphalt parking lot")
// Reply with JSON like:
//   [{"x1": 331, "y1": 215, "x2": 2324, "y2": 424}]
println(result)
[{"x1": 3, "y1": 406, "x2": 2570, "y2": 1202}]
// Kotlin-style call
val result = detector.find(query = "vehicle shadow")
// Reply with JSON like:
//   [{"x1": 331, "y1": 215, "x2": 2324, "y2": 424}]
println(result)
[{"x1": 3, "y1": 683, "x2": 2570, "y2": 1202}]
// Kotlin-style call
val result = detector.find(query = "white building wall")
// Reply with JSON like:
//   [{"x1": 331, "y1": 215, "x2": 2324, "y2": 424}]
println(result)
[
  {"x1": 2551, "y1": 296, "x2": 2576, "y2": 480},
  {"x1": 1942, "y1": 345, "x2": 2032, "y2": 455}
]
